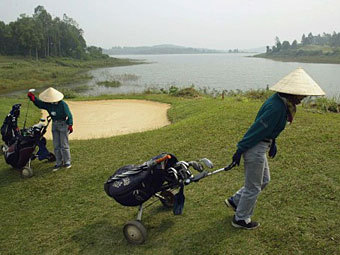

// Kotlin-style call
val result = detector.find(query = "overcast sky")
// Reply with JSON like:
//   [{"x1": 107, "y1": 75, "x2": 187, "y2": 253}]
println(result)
[{"x1": 0, "y1": 0, "x2": 339, "y2": 50}]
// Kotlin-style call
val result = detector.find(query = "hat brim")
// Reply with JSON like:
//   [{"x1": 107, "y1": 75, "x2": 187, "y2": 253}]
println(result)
[
  {"x1": 39, "y1": 87, "x2": 64, "y2": 103},
  {"x1": 270, "y1": 68, "x2": 325, "y2": 96}
]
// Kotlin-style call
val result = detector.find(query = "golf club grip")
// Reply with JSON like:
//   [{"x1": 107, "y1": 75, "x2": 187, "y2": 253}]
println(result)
[
  {"x1": 224, "y1": 162, "x2": 236, "y2": 171},
  {"x1": 155, "y1": 154, "x2": 171, "y2": 163},
  {"x1": 191, "y1": 171, "x2": 208, "y2": 182}
]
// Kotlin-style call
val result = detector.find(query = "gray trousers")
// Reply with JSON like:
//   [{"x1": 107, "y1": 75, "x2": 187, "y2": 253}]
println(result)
[
  {"x1": 52, "y1": 120, "x2": 71, "y2": 166},
  {"x1": 232, "y1": 141, "x2": 271, "y2": 222}
]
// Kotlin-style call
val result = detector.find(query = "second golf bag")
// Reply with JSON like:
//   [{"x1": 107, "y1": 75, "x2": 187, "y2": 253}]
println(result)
[
  {"x1": 1, "y1": 104, "x2": 55, "y2": 171},
  {"x1": 1, "y1": 104, "x2": 21, "y2": 146}
]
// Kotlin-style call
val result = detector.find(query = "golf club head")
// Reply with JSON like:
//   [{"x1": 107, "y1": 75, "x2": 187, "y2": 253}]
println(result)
[
  {"x1": 189, "y1": 161, "x2": 204, "y2": 172},
  {"x1": 200, "y1": 158, "x2": 214, "y2": 169},
  {"x1": 28, "y1": 88, "x2": 35, "y2": 93}
]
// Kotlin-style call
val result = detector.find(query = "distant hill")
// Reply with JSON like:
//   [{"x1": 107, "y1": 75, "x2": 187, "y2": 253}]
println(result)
[{"x1": 103, "y1": 44, "x2": 226, "y2": 55}]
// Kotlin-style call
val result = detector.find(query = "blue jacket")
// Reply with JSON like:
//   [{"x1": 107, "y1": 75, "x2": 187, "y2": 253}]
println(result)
[{"x1": 237, "y1": 93, "x2": 287, "y2": 152}]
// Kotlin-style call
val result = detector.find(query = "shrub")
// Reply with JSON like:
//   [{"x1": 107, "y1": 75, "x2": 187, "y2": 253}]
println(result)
[
  {"x1": 59, "y1": 88, "x2": 77, "y2": 99},
  {"x1": 97, "y1": 80, "x2": 121, "y2": 87},
  {"x1": 168, "y1": 86, "x2": 179, "y2": 95},
  {"x1": 223, "y1": 88, "x2": 273, "y2": 101},
  {"x1": 243, "y1": 89, "x2": 273, "y2": 100},
  {"x1": 172, "y1": 87, "x2": 201, "y2": 98},
  {"x1": 303, "y1": 97, "x2": 339, "y2": 113}
]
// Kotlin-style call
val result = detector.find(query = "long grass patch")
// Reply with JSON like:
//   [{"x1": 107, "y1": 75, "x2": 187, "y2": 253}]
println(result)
[{"x1": 0, "y1": 56, "x2": 142, "y2": 94}]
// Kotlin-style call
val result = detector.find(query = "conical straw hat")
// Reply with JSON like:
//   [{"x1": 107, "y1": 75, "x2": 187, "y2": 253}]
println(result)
[
  {"x1": 39, "y1": 87, "x2": 64, "y2": 103},
  {"x1": 270, "y1": 68, "x2": 325, "y2": 96}
]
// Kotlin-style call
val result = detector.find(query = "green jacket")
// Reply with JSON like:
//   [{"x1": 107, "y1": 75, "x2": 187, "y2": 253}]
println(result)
[
  {"x1": 33, "y1": 98, "x2": 73, "y2": 125},
  {"x1": 237, "y1": 93, "x2": 287, "y2": 152}
]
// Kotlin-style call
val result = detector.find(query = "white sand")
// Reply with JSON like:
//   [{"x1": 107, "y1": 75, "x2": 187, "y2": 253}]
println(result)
[{"x1": 42, "y1": 100, "x2": 171, "y2": 140}]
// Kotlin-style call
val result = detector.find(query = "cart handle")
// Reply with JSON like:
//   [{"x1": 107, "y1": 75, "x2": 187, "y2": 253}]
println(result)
[
  {"x1": 185, "y1": 161, "x2": 236, "y2": 185},
  {"x1": 40, "y1": 116, "x2": 52, "y2": 137}
]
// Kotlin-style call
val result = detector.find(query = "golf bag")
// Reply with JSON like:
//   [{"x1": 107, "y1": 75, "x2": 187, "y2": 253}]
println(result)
[
  {"x1": 5, "y1": 128, "x2": 40, "y2": 169},
  {"x1": 104, "y1": 153, "x2": 179, "y2": 206},
  {"x1": 1, "y1": 104, "x2": 55, "y2": 170},
  {"x1": 1, "y1": 104, "x2": 21, "y2": 146},
  {"x1": 104, "y1": 153, "x2": 236, "y2": 245}
]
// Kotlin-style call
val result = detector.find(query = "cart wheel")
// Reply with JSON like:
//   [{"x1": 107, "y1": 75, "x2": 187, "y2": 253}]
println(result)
[
  {"x1": 1, "y1": 145, "x2": 6, "y2": 155},
  {"x1": 123, "y1": 220, "x2": 147, "y2": 245},
  {"x1": 21, "y1": 167, "x2": 33, "y2": 178},
  {"x1": 159, "y1": 190, "x2": 175, "y2": 208}
]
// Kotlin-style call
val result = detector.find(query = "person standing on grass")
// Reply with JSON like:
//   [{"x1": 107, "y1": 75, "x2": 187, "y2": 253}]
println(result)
[
  {"x1": 28, "y1": 87, "x2": 73, "y2": 171},
  {"x1": 225, "y1": 68, "x2": 325, "y2": 230}
]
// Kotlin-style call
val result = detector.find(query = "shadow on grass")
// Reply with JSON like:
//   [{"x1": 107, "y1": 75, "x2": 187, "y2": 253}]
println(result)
[
  {"x1": 30, "y1": 160, "x2": 56, "y2": 177},
  {"x1": 0, "y1": 159, "x2": 55, "y2": 188},
  {"x1": 71, "y1": 220, "x2": 123, "y2": 253},
  {"x1": 0, "y1": 165, "x2": 22, "y2": 187},
  {"x1": 71, "y1": 218, "x2": 175, "y2": 254},
  {"x1": 172, "y1": 216, "x2": 243, "y2": 254}
]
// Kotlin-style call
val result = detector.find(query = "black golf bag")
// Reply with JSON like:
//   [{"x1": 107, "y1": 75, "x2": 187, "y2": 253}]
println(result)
[
  {"x1": 1, "y1": 104, "x2": 55, "y2": 170},
  {"x1": 104, "y1": 153, "x2": 181, "y2": 206},
  {"x1": 1, "y1": 104, "x2": 21, "y2": 146},
  {"x1": 104, "y1": 153, "x2": 235, "y2": 244}
]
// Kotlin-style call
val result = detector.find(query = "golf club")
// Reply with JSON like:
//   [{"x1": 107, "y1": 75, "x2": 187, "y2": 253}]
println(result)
[
  {"x1": 185, "y1": 161, "x2": 236, "y2": 185},
  {"x1": 23, "y1": 88, "x2": 35, "y2": 129},
  {"x1": 188, "y1": 161, "x2": 204, "y2": 172},
  {"x1": 200, "y1": 158, "x2": 214, "y2": 169}
]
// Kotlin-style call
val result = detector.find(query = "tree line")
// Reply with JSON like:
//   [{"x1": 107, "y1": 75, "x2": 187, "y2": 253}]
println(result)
[
  {"x1": 266, "y1": 31, "x2": 340, "y2": 53},
  {"x1": 0, "y1": 6, "x2": 106, "y2": 59}
]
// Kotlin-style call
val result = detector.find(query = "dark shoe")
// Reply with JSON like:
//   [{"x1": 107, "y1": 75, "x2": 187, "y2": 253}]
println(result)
[
  {"x1": 231, "y1": 216, "x2": 260, "y2": 230},
  {"x1": 224, "y1": 197, "x2": 237, "y2": 211},
  {"x1": 64, "y1": 164, "x2": 72, "y2": 169},
  {"x1": 53, "y1": 165, "x2": 62, "y2": 172}
]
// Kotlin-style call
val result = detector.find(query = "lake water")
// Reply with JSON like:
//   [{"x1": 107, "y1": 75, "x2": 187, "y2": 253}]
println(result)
[{"x1": 82, "y1": 53, "x2": 340, "y2": 98}]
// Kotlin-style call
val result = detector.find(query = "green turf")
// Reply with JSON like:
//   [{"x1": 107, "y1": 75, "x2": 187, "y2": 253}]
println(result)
[{"x1": 0, "y1": 95, "x2": 339, "y2": 255}]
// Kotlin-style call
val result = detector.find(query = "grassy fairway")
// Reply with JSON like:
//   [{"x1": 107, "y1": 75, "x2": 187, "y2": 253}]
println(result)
[{"x1": 0, "y1": 95, "x2": 339, "y2": 255}]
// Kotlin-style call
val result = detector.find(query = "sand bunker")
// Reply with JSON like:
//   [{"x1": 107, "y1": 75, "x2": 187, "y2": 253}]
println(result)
[{"x1": 42, "y1": 100, "x2": 171, "y2": 140}]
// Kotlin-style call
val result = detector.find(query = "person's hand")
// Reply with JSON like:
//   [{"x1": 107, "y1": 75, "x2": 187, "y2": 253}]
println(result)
[
  {"x1": 268, "y1": 139, "x2": 277, "y2": 158},
  {"x1": 232, "y1": 149, "x2": 243, "y2": 166},
  {"x1": 27, "y1": 92, "x2": 35, "y2": 102},
  {"x1": 68, "y1": 125, "x2": 73, "y2": 134}
]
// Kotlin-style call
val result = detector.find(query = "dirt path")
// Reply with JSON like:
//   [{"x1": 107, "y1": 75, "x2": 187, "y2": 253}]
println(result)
[{"x1": 42, "y1": 100, "x2": 171, "y2": 140}]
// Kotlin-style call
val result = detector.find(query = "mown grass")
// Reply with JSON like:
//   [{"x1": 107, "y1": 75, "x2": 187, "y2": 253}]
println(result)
[
  {"x1": 0, "y1": 94, "x2": 339, "y2": 255},
  {"x1": 0, "y1": 56, "x2": 142, "y2": 94}
]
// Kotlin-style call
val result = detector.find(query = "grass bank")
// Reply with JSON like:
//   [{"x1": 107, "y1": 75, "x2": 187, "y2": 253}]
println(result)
[
  {"x1": 254, "y1": 45, "x2": 340, "y2": 64},
  {"x1": 0, "y1": 56, "x2": 142, "y2": 94},
  {"x1": 254, "y1": 54, "x2": 340, "y2": 64},
  {"x1": 0, "y1": 94, "x2": 339, "y2": 255}
]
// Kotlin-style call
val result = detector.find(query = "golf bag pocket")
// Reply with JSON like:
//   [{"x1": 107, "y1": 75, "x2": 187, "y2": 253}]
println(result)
[
  {"x1": 5, "y1": 143, "x2": 19, "y2": 167},
  {"x1": 104, "y1": 165, "x2": 155, "y2": 206}
]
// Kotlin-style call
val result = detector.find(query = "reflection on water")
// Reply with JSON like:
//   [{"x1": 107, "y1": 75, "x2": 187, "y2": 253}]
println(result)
[{"x1": 80, "y1": 71, "x2": 144, "y2": 96}]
